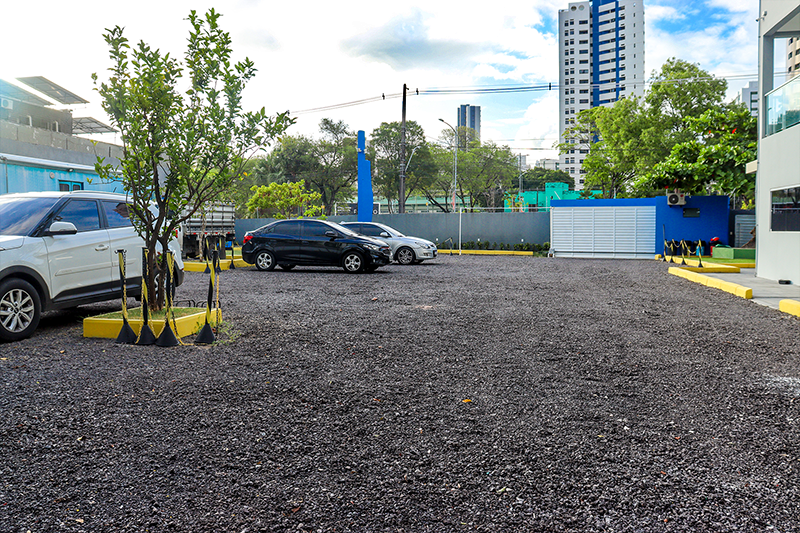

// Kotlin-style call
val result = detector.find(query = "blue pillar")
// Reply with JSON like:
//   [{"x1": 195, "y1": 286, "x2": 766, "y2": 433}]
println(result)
[{"x1": 357, "y1": 130, "x2": 373, "y2": 222}]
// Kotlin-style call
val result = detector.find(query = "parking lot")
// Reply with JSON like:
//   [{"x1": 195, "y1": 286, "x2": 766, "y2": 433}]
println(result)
[{"x1": 2, "y1": 255, "x2": 799, "y2": 532}]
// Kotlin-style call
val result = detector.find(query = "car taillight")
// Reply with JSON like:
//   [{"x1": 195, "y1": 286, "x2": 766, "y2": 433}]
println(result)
[{"x1": 243, "y1": 234, "x2": 253, "y2": 245}]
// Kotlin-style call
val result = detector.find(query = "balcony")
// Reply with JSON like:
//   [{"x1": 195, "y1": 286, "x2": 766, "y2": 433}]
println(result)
[{"x1": 766, "y1": 74, "x2": 800, "y2": 136}]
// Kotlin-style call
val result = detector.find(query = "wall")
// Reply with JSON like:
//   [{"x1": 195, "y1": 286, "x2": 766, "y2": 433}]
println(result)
[
  {"x1": 0, "y1": 159, "x2": 122, "y2": 195},
  {"x1": 236, "y1": 211, "x2": 551, "y2": 247}
]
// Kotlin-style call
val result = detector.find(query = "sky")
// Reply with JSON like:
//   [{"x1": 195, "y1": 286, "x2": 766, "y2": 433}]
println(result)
[{"x1": 1, "y1": 0, "x2": 761, "y2": 162}]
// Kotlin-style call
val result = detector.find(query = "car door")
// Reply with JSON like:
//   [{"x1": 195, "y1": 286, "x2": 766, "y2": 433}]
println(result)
[
  {"x1": 300, "y1": 221, "x2": 342, "y2": 265},
  {"x1": 360, "y1": 223, "x2": 399, "y2": 256},
  {"x1": 270, "y1": 220, "x2": 303, "y2": 263},
  {"x1": 42, "y1": 198, "x2": 113, "y2": 304},
  {"x1": 101, "y1": 199, "x2": 144, "y2": 288}
]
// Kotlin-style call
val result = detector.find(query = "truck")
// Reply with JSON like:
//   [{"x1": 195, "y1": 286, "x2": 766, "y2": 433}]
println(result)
[{"x1": 179, "y1": 202, "x2": 236, "y2": 259}]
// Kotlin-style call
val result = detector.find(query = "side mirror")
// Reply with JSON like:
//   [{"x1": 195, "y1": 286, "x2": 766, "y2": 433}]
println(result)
[
  {"x1": 380, "y1": 231, "x2": 390, "y2": 238},
  {"x1": 45, "y1": 221, "x2": 78, "y2": 236},
  {"x1": 325, "y1": 230, "x2": 338, "y2": 239}
]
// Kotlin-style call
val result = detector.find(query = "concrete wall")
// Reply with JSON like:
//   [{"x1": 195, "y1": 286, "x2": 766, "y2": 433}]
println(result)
[
  {"x1": 756, "y1": 0, "x2": 800, "y2": 283},
  {"x1": 236, "y1": 212, "x2": 551, "y2": 247},
  {"x1": 1, "y1": 120, "x2": 123, "y2": 166}
]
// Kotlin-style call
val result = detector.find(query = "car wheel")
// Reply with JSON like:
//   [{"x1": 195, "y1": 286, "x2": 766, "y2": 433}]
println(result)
[
  {"x1": 280, "y1": 264, "x2": 296, "y2": 271},
  {"x1": 255, "y1": 250, "x2": 277, "y2": 271},
  {"x1": 342, "y1": 251, "x2": 365, "y2": 273},
  {"x1": 0, "y1": 278, "x2": 41, "y2": 342},
  {"x1": 396, "y1": 247, "x2": 415, "y2": 265}
]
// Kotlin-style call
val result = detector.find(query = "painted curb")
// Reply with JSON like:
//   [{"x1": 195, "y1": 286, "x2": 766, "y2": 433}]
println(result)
[
  {"x1": 779, "y1": 299, "x2": 800, "y2": 318},
  {"x1": 668, "y1": 267, "x2": 753, "y2": 299},
  {"x1": 184, "y1": 259, "x2": 251, "y2": 272},
  {"x1": 83, "y1": 309, "x2": 221, "y2": 339},
  {"x1": 438, "y1": 250, "x2": 540, "y2": 256}
]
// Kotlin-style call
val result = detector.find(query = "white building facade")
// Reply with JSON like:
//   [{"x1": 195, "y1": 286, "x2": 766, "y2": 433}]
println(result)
[
  {"x1": 558, "y1": 0, "x2": 645, "y2": 189},
  {"x1": 756, "y1": 0, "x2": 800, "y2": 283}
]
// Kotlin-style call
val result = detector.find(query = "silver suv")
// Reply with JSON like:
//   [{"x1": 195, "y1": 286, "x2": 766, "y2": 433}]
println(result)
[{"x1": 0, "y1": 191, "x2": 184, "y2": 342}]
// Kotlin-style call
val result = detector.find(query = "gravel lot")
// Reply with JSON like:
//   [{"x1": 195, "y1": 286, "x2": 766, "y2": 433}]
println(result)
[{"x1": 1, "y1": 255, "x2": 799, "y2": 532}]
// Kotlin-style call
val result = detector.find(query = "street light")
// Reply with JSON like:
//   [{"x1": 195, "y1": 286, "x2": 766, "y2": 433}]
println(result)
[{"x1": 438, "y1": 118, "x2": 458, "y2": 212}]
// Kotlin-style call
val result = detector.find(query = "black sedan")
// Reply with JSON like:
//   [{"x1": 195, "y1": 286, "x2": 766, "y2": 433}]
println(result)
[{"x1": 241, "y1": 219, "x2": 391, "y2": 273}]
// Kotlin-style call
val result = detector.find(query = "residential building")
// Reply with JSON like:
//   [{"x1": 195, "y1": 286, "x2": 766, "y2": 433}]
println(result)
[
  {"x1": 755, "y1": 0, "x2": 800, "y2": 283},
  {"x1": 739, "y1": 80, "x2": 759, "y2": 117},
  {"x1": 0, "y1": 77, "x2": 121, "y2": 195},
  {"x1": 456, "y1": 104, "x2": 480, "y2": 148},
  {"x1": 558, "y1": 0, "x2": 645, "y2": 189},
  {"x1": 789, "y1": 36, "x2": 800, "y2": 77}
]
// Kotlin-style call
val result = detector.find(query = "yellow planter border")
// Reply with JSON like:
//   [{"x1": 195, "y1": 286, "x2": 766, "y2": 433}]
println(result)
[
  {"x1": 668, "y1": 267, "x2": 753, "y2": 299},
  {"x1": 83, "y1": 309, "x2": 221, "y2": 339}
]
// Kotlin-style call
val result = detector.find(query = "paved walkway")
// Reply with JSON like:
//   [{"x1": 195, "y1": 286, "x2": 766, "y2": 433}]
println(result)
[{"x1": 701, "y1": 268, "x2": 800, "y2": 310}]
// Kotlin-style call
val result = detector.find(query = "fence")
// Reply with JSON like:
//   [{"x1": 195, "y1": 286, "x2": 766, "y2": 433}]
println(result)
[{"x1": 236, "y1": 211, "x2": 551, "y2": 248}]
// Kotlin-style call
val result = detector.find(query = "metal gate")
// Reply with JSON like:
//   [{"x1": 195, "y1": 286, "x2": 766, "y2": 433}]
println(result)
[{"x1": 550, "y1": 205, "x2": 656, "y2": 258}]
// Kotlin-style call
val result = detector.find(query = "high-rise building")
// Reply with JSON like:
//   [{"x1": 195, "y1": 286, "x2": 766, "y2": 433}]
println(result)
[
  {"x1": 739, "y1": 81, "x2": 759, "y2": 117},
  {"x1": 558, "y1": 0, "x2": 645, "y2": 189},
  {"x1": 789, "y1": 36, "x2": 800, "y2": 78},
  {"x1": 457, "y1": 104, "x2": 481, "y2": 148}
]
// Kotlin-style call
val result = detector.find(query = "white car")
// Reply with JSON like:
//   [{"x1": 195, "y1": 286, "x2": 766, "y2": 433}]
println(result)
[
  {"x1": 341, "y1": 222, "x2": 438, "y2": 265},
  {"x1": 0, "y1": 191, "x2": 185, "y2": 342}
]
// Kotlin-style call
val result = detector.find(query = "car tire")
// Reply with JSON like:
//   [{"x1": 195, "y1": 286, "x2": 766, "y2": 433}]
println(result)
[
  {"x1": 342, "y1": 251, "x2": 365, "y2": 273},
  {"x1": 280, "y1": 264, "x2": 296, "y2": 271},
  {"x1": 0, "y1": 278, "x2": 42, "y2": 342},
  {"x1": 396, "y1": 247, "x2": 415, "y2": 265},
  {"x1": 255, "y1": 250, "x2": 277, "y2": 271}
]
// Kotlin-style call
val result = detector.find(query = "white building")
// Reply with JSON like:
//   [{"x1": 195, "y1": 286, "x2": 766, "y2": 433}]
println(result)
[
  {"x1": 535, "y1": 158, "x2": 561, "y2": 171},
  {"x1": 755, "y1": 0, "x2": 800, "y2": 283},
  {"x1": 558, "y1": 0, "x2": 645, "y2": 189},
  {"x1": 740, "y1": 80, "x2": 759, "y2": 117},
  {"x1": 789, "y1": 36, "x2": 800, "y2": 77}
]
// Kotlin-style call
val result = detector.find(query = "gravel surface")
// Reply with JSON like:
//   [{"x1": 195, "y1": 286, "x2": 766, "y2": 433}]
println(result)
[{"x1": 1, "y1": 255, "x2": 799, "y2": 532}]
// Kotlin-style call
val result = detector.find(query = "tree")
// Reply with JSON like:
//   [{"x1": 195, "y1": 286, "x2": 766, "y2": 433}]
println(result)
[
  {"x1": 369, "y1": 121, "x2": 436, "y2": 212},
  {"x1": 521, "y1": 167, "x2": 573, "y2": 190},
  {"x1": 94, "y1": 9, "x2": 292, "y2": 310},
  {"x1": 246, "y1": 180, "x2": 323, "y2": 219},
  {"x1": 645, "y1": 105, "x2": 757, "y2": 204},
  {"x1": 457, "y1": 141, "x2": 518, "y2": 210},
  {"x1": 305, "y1": 119, "x2": 358, "y2": 216}
]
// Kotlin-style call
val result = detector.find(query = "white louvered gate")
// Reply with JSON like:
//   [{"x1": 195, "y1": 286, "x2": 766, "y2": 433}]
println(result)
[{"x1": 550, "y1": 205, "x2": 656, "y2": 259}]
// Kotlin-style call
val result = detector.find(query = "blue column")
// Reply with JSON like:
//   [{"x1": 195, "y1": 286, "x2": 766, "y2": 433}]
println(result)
[{"x1": 356, "y1": 130, "x2": 373, "y2": 222}]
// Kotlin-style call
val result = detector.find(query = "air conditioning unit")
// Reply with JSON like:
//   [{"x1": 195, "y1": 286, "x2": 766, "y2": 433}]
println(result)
[
  {"x1": 0, "y1": 97, "x2": 13, "y2": 110},
  {"x1": 667, "y1": 189, "x2": 686, "y2": 206}
]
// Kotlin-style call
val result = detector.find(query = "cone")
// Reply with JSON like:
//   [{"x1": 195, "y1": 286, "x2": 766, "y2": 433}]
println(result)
[
  {"x1": 195, "y1": 321, "x2": 216, "y2": 344},
  {"x1": 156, "y1": 321, "x2": 180, "y2": 347},
  {"x1": 136, "y1": 324, "x2": 157, "y2": 345},
  {"x1": 115, "y1": 318, "x2": 137, "y2": 344}
]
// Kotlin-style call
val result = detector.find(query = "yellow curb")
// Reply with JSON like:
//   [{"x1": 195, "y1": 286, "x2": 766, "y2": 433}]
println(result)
[
  {"x1": 779, "y1": 299, "x2": 800, "y2": 317},
  {"x1": 83, "y1": 309, "x2": 221, "y2": 339},
  {"x1": 184, "y1": 258, "x2": 250, "y2": 272},
  {"x1": 668, "y1": 268, "x2": 752, "y2": 300},
  {"x1": 440, "y1": 249, "x2": 538, "y2": 256}
]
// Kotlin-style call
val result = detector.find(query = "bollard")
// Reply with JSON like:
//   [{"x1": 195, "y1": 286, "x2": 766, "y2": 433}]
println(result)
[
  {"x1": 136, "y1": 248, "x2": 157, "y2": 345},
  {"x1": 195, "y1": 250, "x2": 219, "y2": 344},
  {"x1": 155, "y1": 251, "x2": 180, "y2": 347},
  {"x1": 115, "y1": 250, "x2": 137, "y2": 344}
]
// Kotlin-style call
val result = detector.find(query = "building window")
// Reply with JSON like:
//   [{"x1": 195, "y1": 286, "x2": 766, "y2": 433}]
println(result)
[
  {"x1": 772, "y1": 188, "x2": 800, "y2": 231},
  {"x1": 59, "y1": 181, "x2": 83, "y2": 191}
]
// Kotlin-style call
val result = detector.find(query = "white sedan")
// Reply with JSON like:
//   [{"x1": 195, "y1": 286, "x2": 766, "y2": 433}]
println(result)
[{"x1": 341, "y1": 222, "x2": 438, "y2": 265}]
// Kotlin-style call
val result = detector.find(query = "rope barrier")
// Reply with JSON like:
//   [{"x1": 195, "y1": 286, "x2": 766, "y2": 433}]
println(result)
[
  {"x1": 155, "y1": 250, "x2": 181, "y2": 347},
  {"x1": 196, "y1": 249, "x2": 218, "y2": 344}
]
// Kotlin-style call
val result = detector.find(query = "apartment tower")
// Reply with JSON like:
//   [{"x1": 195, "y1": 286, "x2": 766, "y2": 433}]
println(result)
[
  {"x1": 457, "y1": 104, "x2": 481, "y2": 148},
  {"x1": 558, "y1": 0, "x2": 645, "y2": 189}
]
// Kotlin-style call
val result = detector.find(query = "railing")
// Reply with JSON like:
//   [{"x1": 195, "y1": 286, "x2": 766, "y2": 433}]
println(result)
[{"x1": 766, "y1": 74, "x2": 800, "y2": 136}]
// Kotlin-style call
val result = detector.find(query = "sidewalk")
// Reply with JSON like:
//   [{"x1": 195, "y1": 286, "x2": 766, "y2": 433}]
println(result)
[{"x1": 701, "y1": 268, "x2": 800, "y2": 310}]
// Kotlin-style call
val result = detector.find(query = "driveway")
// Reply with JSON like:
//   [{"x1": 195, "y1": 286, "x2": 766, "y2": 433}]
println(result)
[{"x1": 1, "y1": 256, "x2": 798, "y2": 531}]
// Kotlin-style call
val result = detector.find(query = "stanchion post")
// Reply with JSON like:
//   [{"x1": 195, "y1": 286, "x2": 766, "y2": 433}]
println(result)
[{"x1": 115, "y1": 249, "x2": 137, "y2": 344}]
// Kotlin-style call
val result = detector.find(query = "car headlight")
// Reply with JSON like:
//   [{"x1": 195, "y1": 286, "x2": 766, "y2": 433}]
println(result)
[
  {"x1": 363, "y1": 243, "x2": 382, "y2": 252},
  {"x1": 414, "y1": 241, "x2": 432, "y2": 249}
]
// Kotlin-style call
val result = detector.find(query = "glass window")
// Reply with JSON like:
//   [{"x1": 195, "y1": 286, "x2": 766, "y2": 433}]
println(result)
[
  {"x1": 54, "y1": 199, "x2": 101, "y2": 232},
  {"x1": 58, "y1": 181, "x2": 83, "y2": 191},
  {"x1": 360, "y1": 224, "x2": 386, "y2": 237},
  {"x1": 102, "y1": 200, "x2": 134, "y2": 228},
  {"x1": 303, "y1": 221, "x2": 333, "y2": 238},
  {"x1": 273, "y1": 220, "x2": 302, "y2": 236},
  {"x1": 0, "y1": 196, "x2": 60, "y2": 236},
  {"x1": 772, "y1": 187, "x2": 800, "y2": 231}
]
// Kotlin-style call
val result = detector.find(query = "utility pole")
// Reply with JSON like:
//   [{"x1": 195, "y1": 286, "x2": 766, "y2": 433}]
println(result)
[{"x1": 399, "y1": 83, "x2": 407, "y2": 214}]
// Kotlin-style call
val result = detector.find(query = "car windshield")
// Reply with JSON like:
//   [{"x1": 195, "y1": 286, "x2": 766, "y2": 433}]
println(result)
[{"x1": 0, "y1": 196, "x2": 60, "y2": 236}]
